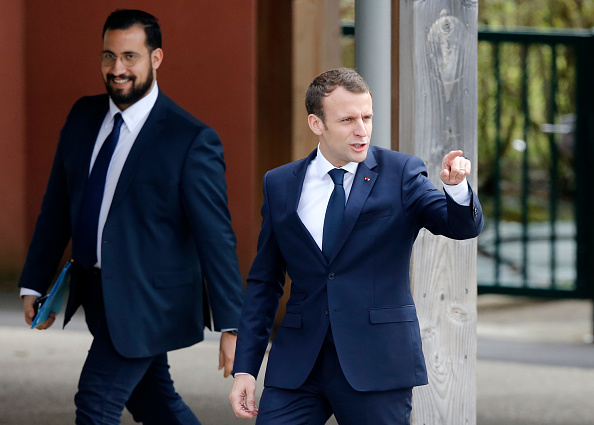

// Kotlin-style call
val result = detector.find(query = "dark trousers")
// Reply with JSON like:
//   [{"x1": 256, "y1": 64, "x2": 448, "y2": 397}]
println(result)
[
  {"x1": 256, "y1": 340, "x2": 413, "y2": 425},
  {"x1": 74, "y1": 270, "x2": 200, "y2": 425}
]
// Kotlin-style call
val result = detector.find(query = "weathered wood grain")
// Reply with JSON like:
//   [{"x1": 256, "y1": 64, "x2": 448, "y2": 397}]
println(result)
[{"x1": 398, "y1": 1, "x2": 479, "y2": 424}]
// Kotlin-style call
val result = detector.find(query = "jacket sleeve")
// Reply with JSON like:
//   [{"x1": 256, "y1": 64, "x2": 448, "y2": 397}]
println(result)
[
  {"x1": 180, "y1": 126, "x2": 244, "y2": 331},
  {"x1": 233, "y1": 171, "x2": 287, "y2": 378},
  {"x1": 401, "y1": 155, "x2": 484, "y2": 239},
  {"x1": 18, "y1": 116, "x2": 75, "y2": 293}
]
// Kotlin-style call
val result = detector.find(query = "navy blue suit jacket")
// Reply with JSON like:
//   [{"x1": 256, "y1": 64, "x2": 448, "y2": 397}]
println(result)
[
  {"x1": 19, "y1": 91, "x2": 244, "y2": 358},
  {"x1": 234, "y1": 146, "x2": 483, "y2": 392}
]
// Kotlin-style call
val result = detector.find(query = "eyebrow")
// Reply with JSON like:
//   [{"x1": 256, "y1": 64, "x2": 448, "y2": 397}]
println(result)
[
  {"x1": 102, "y1": 49, "x2": 142, "y2": 55},
  {"x1": 337, "y1": 112, "x2": 374, "y2": 120}
]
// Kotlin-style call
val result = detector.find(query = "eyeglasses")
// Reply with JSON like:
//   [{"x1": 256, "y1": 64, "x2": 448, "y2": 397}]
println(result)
[{"x1": 100, "y1": 51, "x2": 150, "y2": 67}]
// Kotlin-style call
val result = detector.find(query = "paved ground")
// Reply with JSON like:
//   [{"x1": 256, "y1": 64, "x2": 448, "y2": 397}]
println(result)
[{"x1": 1, "y1": 291, "x2": 593, "y2": 425}]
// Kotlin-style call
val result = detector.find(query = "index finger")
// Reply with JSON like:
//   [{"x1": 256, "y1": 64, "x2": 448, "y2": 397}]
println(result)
[{"x1": 443, "y1": 150, "x2": 464, "y2": 167}]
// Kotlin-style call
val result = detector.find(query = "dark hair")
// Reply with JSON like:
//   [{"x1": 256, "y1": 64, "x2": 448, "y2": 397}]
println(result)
[
  {"x1": 103, "y1": 9, "x2": 162, "y2": 50},
  {"x1": 305, "y1": 68, "x2": 371, "y2": 123}
]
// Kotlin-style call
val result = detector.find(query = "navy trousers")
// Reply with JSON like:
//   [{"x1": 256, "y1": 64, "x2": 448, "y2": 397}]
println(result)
[
  {"x1": 256, "y1": 339, "x2": 413, "y2": 425},
  {"x1": 74, "y1": 270, "x2": 200, "y2": 425}
]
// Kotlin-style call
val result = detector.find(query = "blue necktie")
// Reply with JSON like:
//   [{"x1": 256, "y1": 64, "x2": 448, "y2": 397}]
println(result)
[
  {"x1": 72, "y1": 113, "x2": 124, "y2": 269},
  {"x1": 322, "y1": 168, "x2": 346, "y2": 260}
]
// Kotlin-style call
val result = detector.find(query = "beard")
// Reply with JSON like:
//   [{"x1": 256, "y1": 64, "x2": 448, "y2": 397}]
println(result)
[{"x1": 105, "y1": 66, "x2": 154, "y2": 107}]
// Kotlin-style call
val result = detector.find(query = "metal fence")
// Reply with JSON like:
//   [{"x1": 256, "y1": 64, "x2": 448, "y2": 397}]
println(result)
[{"x1": 476, "y1": 27, "x2": 594, "y2": 299}]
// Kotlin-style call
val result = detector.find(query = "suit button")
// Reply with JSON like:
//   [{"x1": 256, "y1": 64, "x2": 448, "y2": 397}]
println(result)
[
  {"x1": 328, "y1": 273, "x2": 335, "y2": 280},
  {"x1": 473, "y1": 205, "x2": 478, "y2": 217}
]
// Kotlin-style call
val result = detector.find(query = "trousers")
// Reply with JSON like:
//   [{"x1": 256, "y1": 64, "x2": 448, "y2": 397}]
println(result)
[
  {"x1": 74, "y1": 270, "x2": 200, "y2": 425},
  {"x1": 256, "y1": 338, "x2": 413, "y2": 425}
]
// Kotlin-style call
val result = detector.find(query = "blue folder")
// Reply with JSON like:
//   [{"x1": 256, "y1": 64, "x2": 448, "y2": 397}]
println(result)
[{"x1": 31, "y1": 259, "x2": 73, "y2": 329}]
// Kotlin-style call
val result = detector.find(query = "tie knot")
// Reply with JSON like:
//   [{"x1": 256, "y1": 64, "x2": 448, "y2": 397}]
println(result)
[
  {"x1": 328, "y1": 168, "x2": 346, "y2": 185},
  {"x1": 113, "y1": 113, "x2": 123, "y2": 130}
]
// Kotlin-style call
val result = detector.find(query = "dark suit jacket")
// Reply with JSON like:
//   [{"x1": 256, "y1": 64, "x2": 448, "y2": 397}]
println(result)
[
  {"x1": 19, "y1": 91, "x2": 244, "y2": 358},
  {"x1": 234, "y1": 146, "x2": 483, "y2": 392}
]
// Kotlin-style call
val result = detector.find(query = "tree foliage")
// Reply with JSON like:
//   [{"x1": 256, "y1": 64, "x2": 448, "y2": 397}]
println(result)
[
  {"x1": 478, "y1": 0, "x2": 594, "y2": 29},
  {"x1": 476, "y1": 0, "x2": 590, "y2": 222}
]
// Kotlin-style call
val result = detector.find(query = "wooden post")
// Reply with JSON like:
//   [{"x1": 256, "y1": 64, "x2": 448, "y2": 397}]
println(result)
[{"x1": 398, "y1": 2, "x2": 479, "y2": 424}]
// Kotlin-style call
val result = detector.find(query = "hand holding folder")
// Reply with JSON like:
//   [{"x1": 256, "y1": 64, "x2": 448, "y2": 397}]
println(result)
[{"x1": 31, "y1": 259, "x2": 73, "y2": 329}]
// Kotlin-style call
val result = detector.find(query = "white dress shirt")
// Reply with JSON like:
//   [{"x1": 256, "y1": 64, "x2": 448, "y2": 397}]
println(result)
[
  {"x1": 93, "y1": 82, "x2": 159, "y2": 268},
  {"x1": 297, "y1": 147, "x2": 358, "y2": 251},
  {"x1": 297, "y1": 146, "x2": 470, "y2": 250},
  {"x1": 20, "y1": 83, "x2": 159, "y2": 297}
]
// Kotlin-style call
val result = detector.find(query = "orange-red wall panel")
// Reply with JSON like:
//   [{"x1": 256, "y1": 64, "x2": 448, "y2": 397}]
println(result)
[{"x1": 0, "y1": 0, "x2": 27, "y2": 275}]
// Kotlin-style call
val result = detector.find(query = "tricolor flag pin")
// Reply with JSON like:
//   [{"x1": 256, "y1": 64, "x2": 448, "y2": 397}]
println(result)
[{"x1": 364, "y1": 177, "x2": 371, "y2": 182}]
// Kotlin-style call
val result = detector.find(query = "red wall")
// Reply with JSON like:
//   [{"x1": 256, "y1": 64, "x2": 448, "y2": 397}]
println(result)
[
  {"x1": 5, "y1": 1, "x2": 258, "y2": 280},
  {"x1": 0, "y1": 1, "x2": 27, "y2": 277}
]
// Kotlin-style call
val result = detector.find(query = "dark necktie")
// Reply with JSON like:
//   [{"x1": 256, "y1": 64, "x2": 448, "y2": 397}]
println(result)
[
  {"x1": 322, "y1": 168, "x2": 346, "y2": 260},
  {"x1": 72, "y1": 113, "x2": 124, "y2": 269}
]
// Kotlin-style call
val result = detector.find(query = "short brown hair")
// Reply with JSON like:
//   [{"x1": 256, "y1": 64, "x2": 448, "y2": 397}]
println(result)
[{"x1": 305, "y1": 68, "x2": 371, "y2": 123}]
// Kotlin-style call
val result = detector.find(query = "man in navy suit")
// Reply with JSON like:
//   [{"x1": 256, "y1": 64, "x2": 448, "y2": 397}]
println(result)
[
  {"x1": 230, "y1": 68, "x2": 483, "y2": 424},
  {"x1": 19, "y1": 10, "x2": 243, "y2": 425}
]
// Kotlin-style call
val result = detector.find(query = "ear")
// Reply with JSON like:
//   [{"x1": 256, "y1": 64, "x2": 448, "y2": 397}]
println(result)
[
  {"x1": 308, "y1": 114, "x2": 324, "y2": 136},
  {"x1": 151, "y1": 48, "x2": 164, "y2": 70}
]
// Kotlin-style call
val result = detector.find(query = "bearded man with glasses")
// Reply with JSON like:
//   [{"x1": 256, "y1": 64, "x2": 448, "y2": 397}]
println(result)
[{"x1": 18, "y1": 9, "x2": 243, "y2": 425}]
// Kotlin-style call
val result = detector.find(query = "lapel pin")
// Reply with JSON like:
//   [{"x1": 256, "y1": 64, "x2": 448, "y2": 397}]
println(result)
[{"x1": 364, "y1": 177, "x2": 371, "y2": 182}]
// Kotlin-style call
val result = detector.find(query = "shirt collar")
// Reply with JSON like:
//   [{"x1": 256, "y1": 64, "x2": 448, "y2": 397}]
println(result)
[
  {"x1": 108, "y1": 81, "x2": 159, "y2": 132},
  {"x1": 314, "y1": 145, "x2": 359, "y2": 179}
]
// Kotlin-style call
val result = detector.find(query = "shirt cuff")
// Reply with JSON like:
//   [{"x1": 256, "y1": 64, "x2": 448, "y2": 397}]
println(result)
[
  {"x1": 20, "y1": 288, "x2": 42, "y2": 298},
  {"x1": 442, "y1": 179, "x2": 471, "y2": 206}
]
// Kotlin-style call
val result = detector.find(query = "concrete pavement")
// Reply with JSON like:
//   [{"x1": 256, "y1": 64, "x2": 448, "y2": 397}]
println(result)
[
  {"x1": 1, "y1": 291, "x2": 593, "y2": 425},
  {"x1": 475, "y1": 295, "x2": 594, "y2": 425}
]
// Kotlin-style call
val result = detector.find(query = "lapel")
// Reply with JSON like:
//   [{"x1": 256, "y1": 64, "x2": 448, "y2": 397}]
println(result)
[
  {"x1": 328, "y1": 148, "x2": 379, "y2": 263},
  {"x1": 288, "y1": 148, "x2": 380, "y2": 265},
  {"x1": 73, "y1": 96, "x2": 110, "y2": 214},
  {"x1": 80, "y1": 99, "x2": 111, "y2": 171},
  {"x1": 109, "y1": 92, "x2": 168, "y2": 211},
  {"x1": 287, "y1": 149, "x2": 327, "y2": 262}
]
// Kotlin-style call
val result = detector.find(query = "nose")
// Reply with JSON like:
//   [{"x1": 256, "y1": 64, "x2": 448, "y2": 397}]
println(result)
[
  {"x1": 110, "y1": 55, "x2": 127, "y2": 75},
  {"x1": 353, "y1": 118, "x2": 368, "y2": 137}
]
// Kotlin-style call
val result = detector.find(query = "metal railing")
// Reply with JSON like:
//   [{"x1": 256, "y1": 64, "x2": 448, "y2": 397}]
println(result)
[{"x1": 477, "y1": 27, "x2": 594, "y2": 299}]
